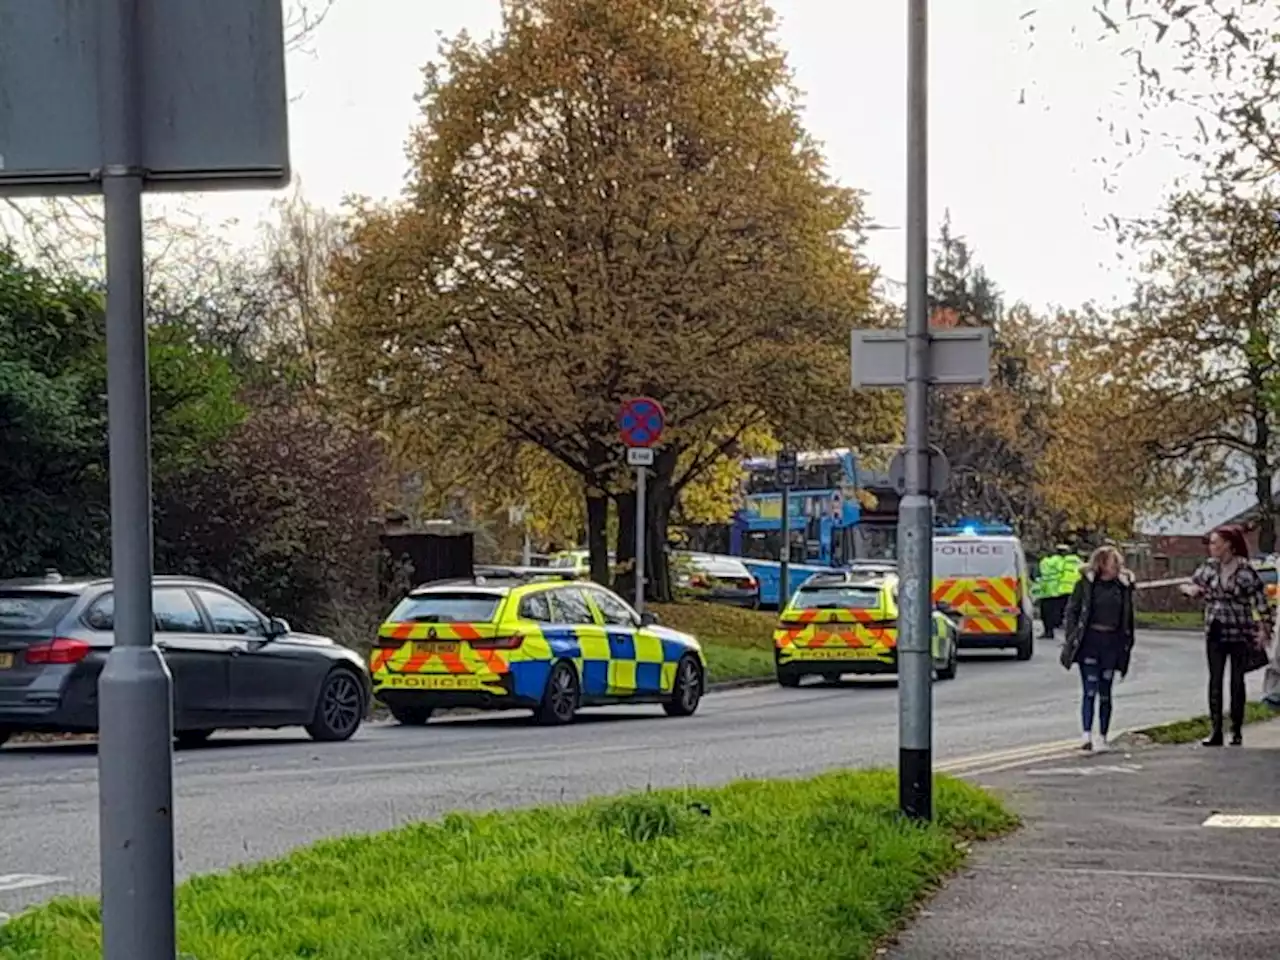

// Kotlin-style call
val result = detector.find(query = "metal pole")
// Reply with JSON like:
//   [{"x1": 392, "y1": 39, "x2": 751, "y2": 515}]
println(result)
[
  {"x1": 634, "y1": 466, "x2": 647, "y2": 614},
  {"x1": 779, "y1": 487, "x2": 791, "y2": 609},
  {"x1": 97, "y1": 0, "x2": 177, "y2": 956},
  {"x1": 898, "y1": 0, "x2": 933, "y2": 822}
]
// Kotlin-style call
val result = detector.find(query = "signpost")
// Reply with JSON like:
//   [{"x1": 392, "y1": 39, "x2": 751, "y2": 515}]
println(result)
[
  {"x1": 0, "y1": 3, "x2": 289, "y2": 958},
  {"x1": 849, "y1": 0, "x2": 992, "y2": 825},
  {"x1": 776, "y1": 450, "x2": 797, "y2": 607},
  {"x1": 617, "y1": 398, "x2": 666, "y2": 614}
]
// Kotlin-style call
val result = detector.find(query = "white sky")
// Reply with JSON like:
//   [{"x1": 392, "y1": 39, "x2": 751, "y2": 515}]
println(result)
[{"x1": 178, "y1": 0, "x2": 1189, "y2": 311}]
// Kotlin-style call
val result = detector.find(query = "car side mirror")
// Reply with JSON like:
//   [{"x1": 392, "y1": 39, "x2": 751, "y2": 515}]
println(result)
[
  {"x1": 935, "y1": 602, "x2": 955, "y2": 618},
  {"x1": 639, "y1": 611, "x2": 659, "y2": 627},
  {"x1": 266, "y1": 617, "x2": 290, "y2": 639}
]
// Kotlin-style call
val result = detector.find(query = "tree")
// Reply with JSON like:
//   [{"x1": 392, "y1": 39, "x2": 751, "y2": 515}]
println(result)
[
  {"x1": 1088, "y1": 0, "x2": 1280, "y2": 186},
  {"x1": 329, "y1": 0, "x2": 890, "y2": 600},
  {"x1": 154, "y1": 392, "x2": 385, "y2": 631},
  {"x1": 0, "y1": 248, "x2": 242, "y2": 578},
  {"x1": 925, "y1": 221, "x2": 1058, "y2": 545},
  {"x1": 1108, "y1": 188, "x2": 1280, "y2": 550}
]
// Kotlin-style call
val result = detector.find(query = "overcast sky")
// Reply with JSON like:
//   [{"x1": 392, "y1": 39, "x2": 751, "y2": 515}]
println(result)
[{"x1": 171, "y1": 1, "x2": 1189, "y2": 311}]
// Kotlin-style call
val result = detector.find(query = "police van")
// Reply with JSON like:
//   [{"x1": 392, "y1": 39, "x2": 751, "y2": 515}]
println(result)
[{"x1": 932, "y1": 524, "x2": 1036, "y2": 660}]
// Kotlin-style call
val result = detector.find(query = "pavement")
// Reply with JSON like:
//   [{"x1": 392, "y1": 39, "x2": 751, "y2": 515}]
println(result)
[
  {"x1": 0, "y1": 628, "x2": 1260, "y2": 918},
  {"x1": 891, "y1": 720, "x2": 1280, "y2": 960}
]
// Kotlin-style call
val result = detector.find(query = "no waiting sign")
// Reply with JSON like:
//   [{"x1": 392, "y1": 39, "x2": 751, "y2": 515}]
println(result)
[{"x1": 617, "y1": 397, "x2": 665, "y2": 448}]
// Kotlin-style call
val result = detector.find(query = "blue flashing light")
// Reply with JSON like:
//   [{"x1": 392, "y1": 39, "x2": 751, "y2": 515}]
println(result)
[{"x1": 936, "y1": 520, "x2": 1015, "y2": 536}]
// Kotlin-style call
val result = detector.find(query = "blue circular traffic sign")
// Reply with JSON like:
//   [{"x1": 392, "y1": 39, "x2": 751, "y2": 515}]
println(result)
[{"x1": 617, "y1": 397, "x2": 666, "y2": 448}]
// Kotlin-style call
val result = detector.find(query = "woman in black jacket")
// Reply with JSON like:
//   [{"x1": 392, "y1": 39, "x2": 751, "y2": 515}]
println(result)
[{"x1": 1060, "y1": 545, "x2": 1135, "y2": 753}]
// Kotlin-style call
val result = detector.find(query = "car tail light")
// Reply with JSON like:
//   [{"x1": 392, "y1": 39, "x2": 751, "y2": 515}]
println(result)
[
  {"x1": 470, "y1": 634, "x2": 524, "y2": 650},
  {"x1": 25, "y1": 638, "x2": 92, "y2": 665},
  {"x1": 689, "y1": 575, "x2": 709, "y2": 588}
]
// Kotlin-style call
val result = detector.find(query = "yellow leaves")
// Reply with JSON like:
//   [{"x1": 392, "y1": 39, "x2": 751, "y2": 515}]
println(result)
[{"x1": 326, "y1": 0, "x2": 880, "y2": 510}]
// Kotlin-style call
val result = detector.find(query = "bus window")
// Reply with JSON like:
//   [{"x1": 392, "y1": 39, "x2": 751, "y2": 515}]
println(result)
[{"x1": 744, "y1": 530, "x2": 781, "y2": 561}]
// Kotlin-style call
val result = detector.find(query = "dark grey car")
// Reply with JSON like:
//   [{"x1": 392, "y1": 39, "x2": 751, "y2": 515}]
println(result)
[{"x1": 0, "y1": 574, "x2": 368, "y2": 748}]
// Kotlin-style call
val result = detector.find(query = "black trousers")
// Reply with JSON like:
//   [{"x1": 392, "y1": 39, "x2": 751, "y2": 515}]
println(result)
[
  {"x1": 1041, "y1": 595, "x2": 1067, "y2": 635},
  {"x1": 1206, "y1": 634, "x2": 1248, "y2": 734}
]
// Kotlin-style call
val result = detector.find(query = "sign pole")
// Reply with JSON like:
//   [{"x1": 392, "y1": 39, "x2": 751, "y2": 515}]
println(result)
[
  {"x1": 634, "y1": 465, "x2": 647, "y2": 614},
  {"x1": 779, "y1": 486, "x2": 791, "y2": 609},
  {"x1": 96, "y1": 0, "x2": 177, "y2": 957},
  {"x1": 898, "y1": 0, "x2": 933, "y2": 822},
  {"x1": 617, "y1": 398, "x2": 665, "y2": 614}
]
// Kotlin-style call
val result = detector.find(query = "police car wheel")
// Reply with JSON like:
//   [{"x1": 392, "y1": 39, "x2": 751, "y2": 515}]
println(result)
[
  {"x1": 664, "y1": 656, "x2": 704, "y2": 717},
  {"x1": 389, "y1": 704, "x2": 434, "y2": 726},
  {"x1": 175, "y1": 729, "x2": 214, "y2": 748},
  {"x1": 937, "y1": 647, "x2": 958, "y2": 681},
  {"x1": 536, "y1": 661, "x2": 580, "y2": 726},
  {"x1": 305, "y1": 668, "x2": 365, "y2": 742},
  {"x1": 777, "y1": 670, "x2": 802, "y2": 688}
]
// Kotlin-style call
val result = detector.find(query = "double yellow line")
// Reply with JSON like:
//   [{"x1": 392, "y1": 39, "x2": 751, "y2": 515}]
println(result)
[{"x1": 937, "y1": 738, "x2": 1082, "y2": 778}]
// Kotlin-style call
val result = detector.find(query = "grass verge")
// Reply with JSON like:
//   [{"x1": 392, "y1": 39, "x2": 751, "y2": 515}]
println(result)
[
  {"x1": 652, "y1": 601, "x2": 778, "y2": 684},
  {"x1": 0, "y1": 772, "x2": 1016, "y2": 960},
  {"x1": 1134, "y1": 610, "x2": 1202, "y2": 631},
  {"x1": 1130, "y1": 700, "x2": 1280, "y2": 744}
]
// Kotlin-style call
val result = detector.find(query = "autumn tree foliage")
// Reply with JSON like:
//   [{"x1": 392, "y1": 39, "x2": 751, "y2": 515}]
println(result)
[
  {"x1": 328, "y1": 0, "x2": 893, "y2": 599},
  {"x1": 1091, "y1": 188, "x2": 1280, "y2": 550},
  {"x1": 1092, "y1": 0, "x2": 1280, "y2": 185}
]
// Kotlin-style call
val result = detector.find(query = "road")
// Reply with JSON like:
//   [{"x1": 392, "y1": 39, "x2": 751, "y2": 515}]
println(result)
[{"x1": 0, "y1": 629, "x2": 1251, "y2": 916}]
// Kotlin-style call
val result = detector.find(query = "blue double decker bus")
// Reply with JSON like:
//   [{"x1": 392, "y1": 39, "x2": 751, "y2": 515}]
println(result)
[{"x1": 676, "y1": 450, "x2": 863, "y2": 607}]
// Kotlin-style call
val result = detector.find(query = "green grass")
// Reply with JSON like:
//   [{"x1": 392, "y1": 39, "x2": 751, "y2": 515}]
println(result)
[
  {"x1": 653, "y1": 601, "x2": 778, "y2": 684},
  {"x1": 1132, "y1": 701, "x2": 1280, "y2": 744},
  {"x1": 1134, "y1": 610, "x2": 1203, "y2": 631},
  {"x1": 0, "y1": 772, "x2": 1017, "y2": 960}
]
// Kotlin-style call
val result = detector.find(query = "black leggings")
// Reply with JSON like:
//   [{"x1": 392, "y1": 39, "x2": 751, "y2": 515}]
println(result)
[{"x1": 1206, "y1": 636, "x2": 1248, "y2": 733}]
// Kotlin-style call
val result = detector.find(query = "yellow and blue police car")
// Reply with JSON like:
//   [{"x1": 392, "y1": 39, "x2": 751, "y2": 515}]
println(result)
[
  {"x1": 370, "y1": 568, "x2": 706, "y2": 726},
  {"x1": 773, "y1": 565, "x2": 959, "y2": 687}
]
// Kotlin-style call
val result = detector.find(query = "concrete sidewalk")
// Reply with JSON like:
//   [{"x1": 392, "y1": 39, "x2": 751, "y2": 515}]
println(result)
[{"x1": 891, "y1": 722, "x2": 1280, "y2": 960}]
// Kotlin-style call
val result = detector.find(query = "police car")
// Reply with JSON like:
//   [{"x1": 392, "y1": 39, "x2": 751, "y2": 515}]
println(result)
[
  {"x1": 370, "y1": 568, "x2": 705, "y2": 725},
  {"x1": 773, "y1": 567, "x2": 958, "y2": 687}
]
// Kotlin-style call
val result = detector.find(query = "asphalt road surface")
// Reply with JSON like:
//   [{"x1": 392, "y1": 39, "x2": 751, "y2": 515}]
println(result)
[{"x1": 0, "y1": 629, "x2": 1254, "y2": 916}]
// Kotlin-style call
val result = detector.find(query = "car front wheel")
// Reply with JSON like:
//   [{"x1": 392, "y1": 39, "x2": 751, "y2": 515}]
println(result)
[
  {"x1": 663, "y1": 655, "x2": 704, "y2": 717},
  {"x1": 306, "y1": 669, "x2": 365, "y2": 742},
  {"x1": 175, "y1": 729, "x2": 214, "y2": 748},
  {"x1": 937, "y1": 644, "x2": 958, "y2": 681},
  {"x1": 0, "y1": 727, "x2": 11, "y2": 748}
]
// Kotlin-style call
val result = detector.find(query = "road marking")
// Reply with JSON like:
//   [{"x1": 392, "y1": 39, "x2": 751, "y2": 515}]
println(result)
[
  {"x1": 1026, "y1": 763, "x2": 1144, "y2": 777},
  {"x1": 0, "y1": 874, "x2": 67, "y2": 893},
  {"x1": 937, "y1": 739, "x2": 1080, "y2": 774},
  {"x1": 1203, "y1": 814, "x2": 1280, "y2": 828}
]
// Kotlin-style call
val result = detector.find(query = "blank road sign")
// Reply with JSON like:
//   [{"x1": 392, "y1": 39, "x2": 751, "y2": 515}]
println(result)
[
  {"x1": 0, "y1": 0, "x2": 289, "y2": 196},
  {"x1": 850, "y1": 327, "x2": 992, "y2": 389}
]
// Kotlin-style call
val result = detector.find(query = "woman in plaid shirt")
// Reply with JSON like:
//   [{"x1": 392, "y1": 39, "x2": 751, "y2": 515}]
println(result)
[{"x1": 1182, "y1": 525, "x2": 1272, "y2": 746}]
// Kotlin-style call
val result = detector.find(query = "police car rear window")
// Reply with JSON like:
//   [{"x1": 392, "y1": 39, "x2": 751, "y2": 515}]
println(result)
[
  {"x1": 795, "y1": 585, "x2": 882, "y2": 609},
  {"x1": 389, "y1": 594, "x2": 501, "y2": 624}
]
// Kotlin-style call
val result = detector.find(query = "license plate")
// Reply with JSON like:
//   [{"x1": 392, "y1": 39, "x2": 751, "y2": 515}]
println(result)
[
  {"x1": 0, "y1": 652, "x2": 12, "y2": 669},
  {"x1": 801, "y1": 648, "x2": 880, "y2": 661},
  {"x1": 414, "y1": 641, "x2": 458, "y2": 655},
  {"x1": 379, "y1": 674, "x2": 483, "y2": 691}
]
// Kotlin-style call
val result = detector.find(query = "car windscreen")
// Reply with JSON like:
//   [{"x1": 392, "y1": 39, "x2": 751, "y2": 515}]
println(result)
[
  {"x1": 388, "y1": 593, "x2": 501, "y2": 623},
  {"x1": 794, "y1": 585, "x2": 882, "y2": 609},
  {"x1": 1259, "y1": 567, "x2": 1278, "y2": 585},
  {"x1": 0, "y1": 591, "x2": 76, "y2": 631},
  {"x1": 933, "y1": 539, "x2": 1015, "y2": 579}
]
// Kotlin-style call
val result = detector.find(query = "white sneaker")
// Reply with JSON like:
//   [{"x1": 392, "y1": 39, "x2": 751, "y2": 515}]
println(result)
[{"x1": 1094, "y1": 736, "x2": 1110, "y2": 754}]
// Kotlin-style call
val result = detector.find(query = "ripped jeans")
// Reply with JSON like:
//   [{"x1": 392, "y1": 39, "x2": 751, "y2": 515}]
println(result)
[{"x1": 1079, "y1": 659, "x2": 1116, "y2": 736}]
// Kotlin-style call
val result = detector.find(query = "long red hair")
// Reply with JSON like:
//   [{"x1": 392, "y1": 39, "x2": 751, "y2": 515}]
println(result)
[{"x1": 1211, "y1": 525, "x2": 1250, "y2": 559}]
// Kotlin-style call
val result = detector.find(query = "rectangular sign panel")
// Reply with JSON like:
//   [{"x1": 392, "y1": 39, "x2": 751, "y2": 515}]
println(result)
[
  {"x1": 0, "y1": 0, "x2": 289, "y2": 195},
  {"x1": 851, "y1": 327, "x2": 992, "y2": 389}
]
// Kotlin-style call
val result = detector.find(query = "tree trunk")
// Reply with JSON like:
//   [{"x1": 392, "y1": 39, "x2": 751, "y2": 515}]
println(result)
[
  {"x1": 646, "y1": 473, "x2": 675, "y2": 603},
  {"x1": 1254, "y1": 456, "x2": 1275, "y2": 555},
  {"x1": 614, "y1": 489, "x2": 637, "y2": 603},
  {"x1": 585, "y1": 488, "x2": 610, "y2": 585}
]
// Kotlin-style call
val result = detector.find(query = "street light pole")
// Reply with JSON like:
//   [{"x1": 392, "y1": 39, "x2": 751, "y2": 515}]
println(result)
[
  {"x1": 96, "y1": 0, "x2": 177, "y2": 957},
  {"x1": 898, "y1": 0, "x2": 934, "y2": 822}
]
